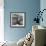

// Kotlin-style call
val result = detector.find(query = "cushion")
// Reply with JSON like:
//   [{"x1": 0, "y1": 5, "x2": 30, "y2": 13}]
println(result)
[{"x1": 17, "y1": 37, "x2": 25, "y2": 46}]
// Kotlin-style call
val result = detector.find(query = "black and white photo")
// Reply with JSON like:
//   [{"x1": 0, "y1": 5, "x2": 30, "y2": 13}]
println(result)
[{"x1": 10, "y1": 12, "x2": 25, "y2": 27}]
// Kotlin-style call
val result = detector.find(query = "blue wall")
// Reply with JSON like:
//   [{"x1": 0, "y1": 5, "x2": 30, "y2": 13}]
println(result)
[
  {"x1": 4, "y1": 0, "x2": 40, "y2": 42},
  {"x1": 40, "y1": 0, "x2": 46, "y2": 27}
]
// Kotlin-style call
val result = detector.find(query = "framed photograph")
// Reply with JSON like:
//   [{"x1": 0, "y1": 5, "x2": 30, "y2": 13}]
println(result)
[{"x1": 10, "y1": 12, "x2": 26, "y2": 28}]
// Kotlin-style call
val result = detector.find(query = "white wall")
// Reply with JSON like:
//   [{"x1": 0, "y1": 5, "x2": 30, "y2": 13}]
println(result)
[{"x1": 0, "y1": 0, "x2": 4, "y2": 42}]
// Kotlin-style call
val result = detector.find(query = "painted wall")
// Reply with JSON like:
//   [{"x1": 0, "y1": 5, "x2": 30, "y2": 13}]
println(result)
[
  {"x1": 0, "y1": 0, "x2": 4, "y2": 42},
  {"x1": 4, "y1": 0, "x2": 40, "y2": 42},
  {"x1": 40, "y1": 0, "x2": 46, "y2": 27}
]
